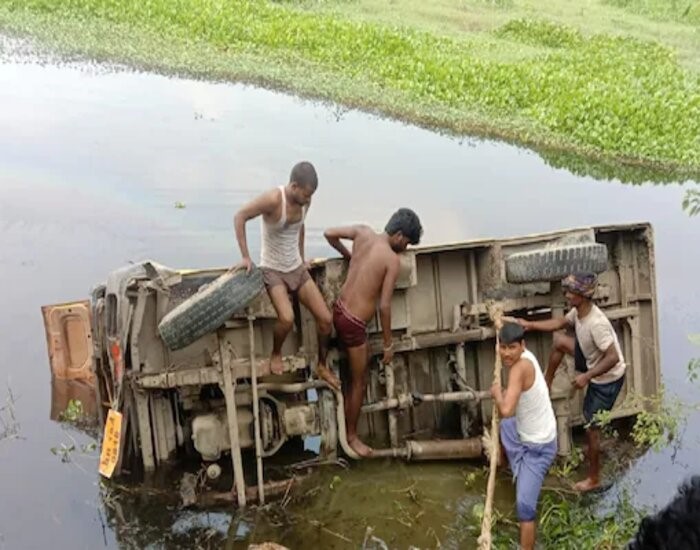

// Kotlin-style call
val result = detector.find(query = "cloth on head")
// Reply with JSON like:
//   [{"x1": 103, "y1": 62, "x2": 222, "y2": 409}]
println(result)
[{"x1": 562, "y1": 272, "x2": 597, "y2": 298}]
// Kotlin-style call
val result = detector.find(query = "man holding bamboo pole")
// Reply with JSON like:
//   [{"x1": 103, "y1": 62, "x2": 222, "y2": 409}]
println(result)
[{"x1": 490, "y1": 322, "x2": 557, "y2": 550}]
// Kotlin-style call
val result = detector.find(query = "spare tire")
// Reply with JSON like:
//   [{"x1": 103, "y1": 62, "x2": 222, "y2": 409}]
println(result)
[
  {"x1": 505, "y1": 243, "x2": 608, "y2": 284},
  {"x1": 158, "y1": 268, "x2": 264, "y2": 350}
]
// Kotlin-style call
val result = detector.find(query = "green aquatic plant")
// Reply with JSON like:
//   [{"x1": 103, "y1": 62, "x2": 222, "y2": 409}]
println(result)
[
  {"x1": 536, "y1": 490, "x2": 643, "y2": 549},
  {"x1": 487, "y1": 488, "x2": 644, "y2": 549},
  {"x1": 683, "y1": 189, "x2": 700, "y2": 216},
  {"x1": 494, "y1": 18, "x2": 582, "y2": 48},
  {"x1": 688, "y1": 333, "x2": 700, "y2": 382},
  {"x1": 329, "y1": 474, "x2": 342, "y2": 490},
  {"x1": 590, "y1": 386, "x2": 686, "y2": 453},
  {"x1": 59, "y1": 398, "x2": 85, "y2": 423},
  {"x1": 463, "y1": 470, "x2": 480, "y2": 489},
  {"x1": 50, "y1": 440, "x2": 97, "y2": 463},
  {"x1": 630, "y1": 395, "x2": 684, "y2": 452},
  {"x1": 550, "y1": 445, "x2": 584, "y2": 479}
]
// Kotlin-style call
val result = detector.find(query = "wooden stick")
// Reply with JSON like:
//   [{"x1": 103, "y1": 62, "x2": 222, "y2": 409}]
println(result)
[
  {"x1": 478, "y1": 304, "x2": 504, "y2": 550},
  {"x1": 249, "y1": 315, "x2": 266, "y2": 505},
  {"x1": 220, "y1": 335, "x2": 247, "y2": 507}
]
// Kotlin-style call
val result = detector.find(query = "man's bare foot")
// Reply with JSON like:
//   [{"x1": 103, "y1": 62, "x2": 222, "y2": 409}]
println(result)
[
  {"x1": 573, "y1": 477, "x2": 601, "y2": 492},
  {"x1": 315, "y1": 364, "x2": 340, "y2": 391},
  {"x1": 348, "y1": 436, "x2": 373, "y2": 458},
  {"x1": 270, "y1": 353, "x2": 284, "y2": 375}
]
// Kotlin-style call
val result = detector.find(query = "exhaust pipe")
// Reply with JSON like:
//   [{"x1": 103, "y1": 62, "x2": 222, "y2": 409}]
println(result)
[{"x1": 371, "y1": 437, "x2": 483, "y2": 461}]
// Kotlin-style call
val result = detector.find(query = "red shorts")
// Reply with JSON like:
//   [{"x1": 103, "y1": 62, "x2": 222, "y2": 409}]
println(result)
[{"x1": 333, "y1": 299, "x2": 367, "y2": 348}]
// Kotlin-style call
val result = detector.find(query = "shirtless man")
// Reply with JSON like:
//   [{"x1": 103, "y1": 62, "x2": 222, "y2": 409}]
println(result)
[
  {"x1": 324, "y1": 208, "x2": 422, "y2": 457},
  {"x1": 234, "y1": 161, "x2": 339, "y2": 389}
]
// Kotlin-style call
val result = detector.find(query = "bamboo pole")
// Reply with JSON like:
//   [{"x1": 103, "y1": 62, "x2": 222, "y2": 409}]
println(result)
[{"x1": 478, "y1": 304, "x2": 504, "y2": 550}]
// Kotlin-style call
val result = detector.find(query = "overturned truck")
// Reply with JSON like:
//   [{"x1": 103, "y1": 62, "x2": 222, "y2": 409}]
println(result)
[{"x1": 43, "y1": 223, "x2": 660, "y2": 505}]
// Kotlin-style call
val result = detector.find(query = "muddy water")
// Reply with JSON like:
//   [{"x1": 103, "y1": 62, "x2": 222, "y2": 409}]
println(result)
[{"x1": 1, "y1": 37, "x2": 699, "y2": 549}]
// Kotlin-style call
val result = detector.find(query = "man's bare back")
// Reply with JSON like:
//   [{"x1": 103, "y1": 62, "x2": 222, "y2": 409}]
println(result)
[
  {"x1": 325, "y1": 209, "x2": 422, "y2": 459},
  {"x1": 339, "y1": 226, "x2": 399, "y2": 322}
]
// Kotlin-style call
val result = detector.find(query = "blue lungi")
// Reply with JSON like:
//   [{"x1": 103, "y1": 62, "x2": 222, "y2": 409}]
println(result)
[{"x1": 500, "y1": 417, "x2": 557, "y2": 522}]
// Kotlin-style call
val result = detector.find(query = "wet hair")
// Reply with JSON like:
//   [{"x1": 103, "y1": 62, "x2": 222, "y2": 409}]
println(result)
[
  {"x1": 499, "y1": 322, "x2": 525, "y2": 345},
  {"x1": 289, "y1": 161, "x2": 318, "y2": 190},
  {"x1": 385, "y1": 208, "x2": 423, "y2": 245},
  {"x1": 628, "y1": 476, "x2": 700, "y2": 549}
]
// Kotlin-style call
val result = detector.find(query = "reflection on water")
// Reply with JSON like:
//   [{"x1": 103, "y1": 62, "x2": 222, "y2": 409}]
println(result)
[
  {"x1": 100, "y1": 481, "x2": 230, "y2": 549},
  {"x1": 1, "y1": 36, "x2": 699, "y2": 549},
  {"x1": 540, "y1": 149, "x2": 699, "y2": 186}
]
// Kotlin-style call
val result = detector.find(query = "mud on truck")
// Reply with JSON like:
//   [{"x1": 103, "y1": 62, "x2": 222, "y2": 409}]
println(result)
[{"x1": 42, "y1": 223, "x2": 660, "y2": 506}]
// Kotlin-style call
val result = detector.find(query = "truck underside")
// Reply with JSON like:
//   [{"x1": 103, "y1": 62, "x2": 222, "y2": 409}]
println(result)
[{"x1": 42, "y1": 223, "x2": 660, "y2": 506}]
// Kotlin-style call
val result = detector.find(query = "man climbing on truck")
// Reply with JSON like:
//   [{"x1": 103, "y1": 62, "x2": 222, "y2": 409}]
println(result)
[
  {"x1": 234, "y1": 161, "x2": 339, "y2": 390},
  {"x1": 491, "y1": 322, "x2": 557, "y2": 550},
  {"x1": 511, "y1": 272, "x2": 626, "y2": 492},
  {"x1": 324, "y1": 208, "x2": 422, "y2": 457}
]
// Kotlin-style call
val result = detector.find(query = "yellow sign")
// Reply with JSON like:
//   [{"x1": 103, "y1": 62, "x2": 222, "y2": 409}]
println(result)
[{"x1": 98, "y1": 409, "x2": 123, "y2": 478}]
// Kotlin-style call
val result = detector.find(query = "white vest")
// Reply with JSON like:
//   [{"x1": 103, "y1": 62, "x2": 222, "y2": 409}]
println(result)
[
  {"x1": 260, "y1": 186, "x2": 306, "y2": 272},
  {"x1": 515, "y1": 349, "x2": 557, "y2": 444}
]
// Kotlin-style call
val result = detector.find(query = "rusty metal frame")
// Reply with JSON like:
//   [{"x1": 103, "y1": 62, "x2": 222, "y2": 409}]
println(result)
[{"x1": 134, "y1": 355, "x2": 308, "y2": 390}]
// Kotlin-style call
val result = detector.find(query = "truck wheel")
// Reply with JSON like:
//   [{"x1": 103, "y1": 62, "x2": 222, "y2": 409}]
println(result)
[
  {"x1": 158, "y1": 268, "x2": 264, "y2": 350},
  {"x1": 505, "y1": 243, "x2": 608, "y2": 284}
]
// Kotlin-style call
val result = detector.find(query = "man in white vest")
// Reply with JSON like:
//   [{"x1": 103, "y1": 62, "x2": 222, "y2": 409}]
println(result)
[
  {"x1": 234, "y1": 161, "x2": 339, "y2": 390},
  {"x1": 491, "y1": 322, "x2": 557, "y2": 550}
]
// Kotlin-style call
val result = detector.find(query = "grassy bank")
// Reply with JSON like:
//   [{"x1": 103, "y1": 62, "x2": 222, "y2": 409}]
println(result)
[
  {"x1": 1, "y1": 0, "x2": 699, "y2": 176},
  {"x1": 304, "y1": 0, "x2": 700, "y2": 72}
]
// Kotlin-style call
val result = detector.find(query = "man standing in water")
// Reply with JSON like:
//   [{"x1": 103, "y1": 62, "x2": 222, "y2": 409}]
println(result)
[
  {"x1": 491, "y1": 322, "x2": 557, "y2": 550},
  {"x1": 512, "y1": 272, "x2": 626, "y2": 492},
  {"x1": 324, "y1": 209, "x2": 422, "y2": 457},
  {"x1": 234, "y1": 161, "x2": 339, "y2": 390}
]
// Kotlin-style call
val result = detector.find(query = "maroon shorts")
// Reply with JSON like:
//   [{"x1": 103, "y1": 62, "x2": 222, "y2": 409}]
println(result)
[
  {"x1": 261, "y1": 264, "x2": 311, "y2": 293},
  {"x1": 333, "y1": 299, "x2": 367, "y2": 348}
]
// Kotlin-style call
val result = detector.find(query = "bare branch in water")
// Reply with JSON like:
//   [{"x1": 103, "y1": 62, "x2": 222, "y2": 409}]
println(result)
[{"x1": 0, "y1": 383, "x2": 20, "y2": 442}]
